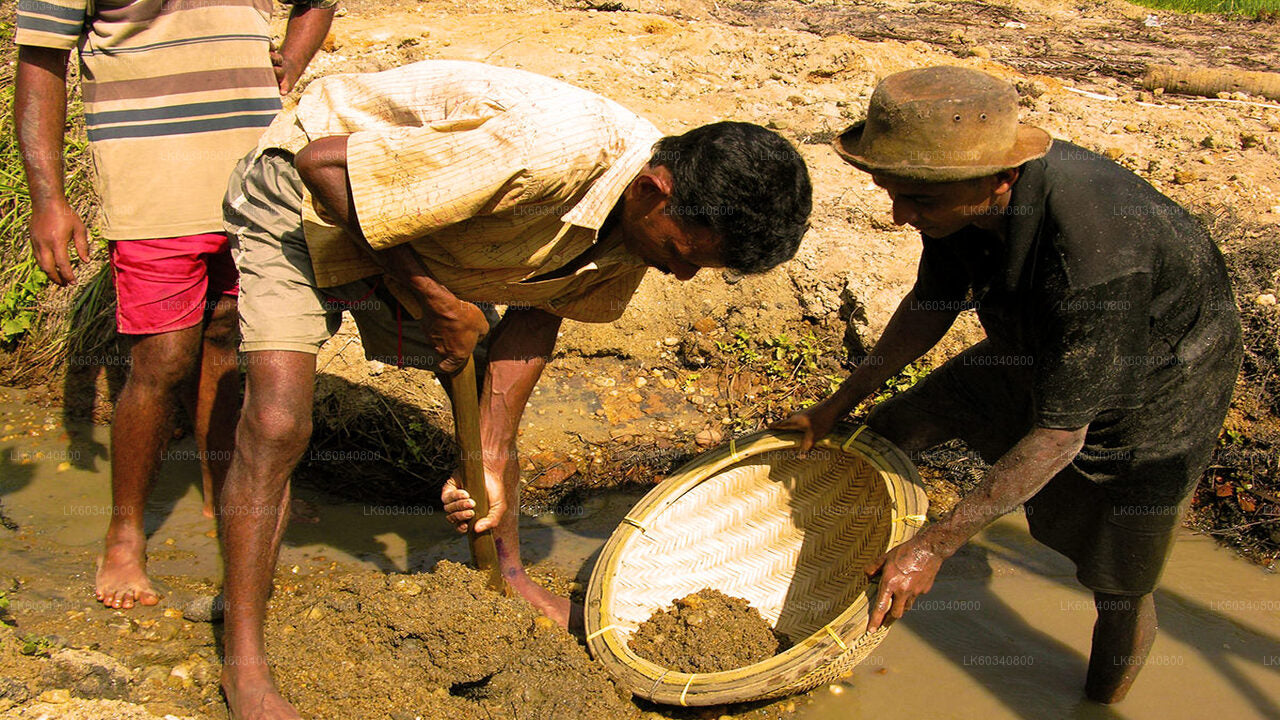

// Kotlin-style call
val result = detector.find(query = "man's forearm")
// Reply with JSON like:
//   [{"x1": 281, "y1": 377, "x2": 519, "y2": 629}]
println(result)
[
  {"x1": 15, "y1": 46, "x2": 71, "y2": 208},
  {"x1": 919, "y1": 426, "x2": 1087, "y2": 558},
  {"x1": 479, "y1": 308, "x2": 563, "y2": 453},
  {"x1": 829, "y1": 290, "x2": 958, "y2": 413},
  {"x1": 278, "y1": 4, "x2": 334, "y2": 77}
]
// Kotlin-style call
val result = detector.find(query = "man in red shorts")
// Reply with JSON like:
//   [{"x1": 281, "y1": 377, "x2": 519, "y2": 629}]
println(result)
[{"x1": 15, "y1": 0, "x2": 334, "y2": 610}]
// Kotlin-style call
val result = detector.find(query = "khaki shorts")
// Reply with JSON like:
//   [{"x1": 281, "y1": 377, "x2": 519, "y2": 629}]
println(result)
[{"x1": 223, "y1": 150, "x2": 494, "y2": 367}]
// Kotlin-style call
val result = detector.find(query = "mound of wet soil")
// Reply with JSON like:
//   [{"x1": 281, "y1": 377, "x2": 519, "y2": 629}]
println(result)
[
  {"x1": 629, "y1": 589, "x2": 788, "y2": 674},
  {"x1": 265, "y1": 560, "x2": 637, "y2": 720}
]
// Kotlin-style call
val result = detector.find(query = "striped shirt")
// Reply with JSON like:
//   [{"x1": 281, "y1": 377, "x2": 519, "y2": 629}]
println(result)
[
  {"x1": 16, "y1": 0, "x2": 334, "y2": 241},
  {"x1": 250, "y1": 60, "x2": 664, "y2": 323}
]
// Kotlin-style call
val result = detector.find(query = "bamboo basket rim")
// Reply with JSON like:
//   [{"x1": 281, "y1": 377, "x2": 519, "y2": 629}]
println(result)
[{"x1": 584, "y1": 424, "x2": 928, "y2": 706}]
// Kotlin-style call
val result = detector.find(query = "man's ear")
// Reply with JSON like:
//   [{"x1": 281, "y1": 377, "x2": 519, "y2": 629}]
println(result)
[
  {"x1": 992, "y1": 168, "x2": 1020, "y2": 196},
  {"x1": 630, "y1": 164, "x2": 675, "y2": 201}
]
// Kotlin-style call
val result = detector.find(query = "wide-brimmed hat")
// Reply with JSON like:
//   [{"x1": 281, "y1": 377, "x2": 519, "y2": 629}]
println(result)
[{"x1": 834, "y1": 66, "x2": 1052, "y2": 182}]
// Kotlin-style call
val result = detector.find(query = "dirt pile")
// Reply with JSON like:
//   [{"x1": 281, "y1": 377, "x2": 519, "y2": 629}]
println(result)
[
  {"x1": 629, "y1": 589, "x2": 787, "y2": 674},
  {"x1": 264, "y1": 560, "x2": 639, "y2": 720}
]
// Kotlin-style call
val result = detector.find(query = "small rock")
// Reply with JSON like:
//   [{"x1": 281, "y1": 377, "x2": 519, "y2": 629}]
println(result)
[
  {"x1": 1123, "y1": 123, "x2": 1140, "y2": 133},
  {"x1": 1172, "y1": 171, "x2": 1198, "y2": 185},
  {"x1": 1241, "y1": 134, "x2": 1261, "y2": 150},
  {"x1": 37, "y1": 689, "x2": 71, "y2": 704},
  {"x1": 593, "y1": 376, "x2": 616, "y2": 388},
  {"x1": 1256, "y1": 293, "x2": 1277, "y2": 306},
  {"x1": 627, "y1": 392, "x2": 644, "y2": 403},
  {"x1": 1103, "y1": 147, "x2": 1124, "y2": 161},
  {"x1": 392, "y1": 578, "x2": 422, "y2": 597},
  {"x1": 0, "y1": 677, "x2": 31, "y2": 704},
  {"x1": 52, "y1": 648, "x2": 134, "y2": 700},
  {"x1": 692, "y1": 316, "x2": 718, "y2": 334},
  {"x1": 662, "y1": 337, "x2": 680, "y2": 347},
  {"x1": 695, "y1": 428, "x2": 723, "y2": 448},
  {"x1": 968, "y1": 45, "x2": 992, "y2": 59},
  {"x1": 765, "y1": 118, "x2": 790, "y2": 130},
  {"x1": 633, "y1": 376, "x2": 647, "y2": 388},
  {"x1": 182, "y1": 594, "x2": 224, "y2": 623},
  {"x1": 367, "y1": 360, "x2": 386, "y2": 376},
  {"x1": 533, "y1": 616, "x2": 557, "y2": 632}
]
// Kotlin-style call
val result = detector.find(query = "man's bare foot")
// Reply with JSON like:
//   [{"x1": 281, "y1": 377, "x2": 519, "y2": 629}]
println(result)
[
  {"x1": 223, "y1": 669, "x2": 302, "y2": 720},
  {"x1": 505, "y1": 570, "x2": 574, "y2": 628},
  {"x1": 95, "y1": 538, "x2": 159, "y2": 609}
]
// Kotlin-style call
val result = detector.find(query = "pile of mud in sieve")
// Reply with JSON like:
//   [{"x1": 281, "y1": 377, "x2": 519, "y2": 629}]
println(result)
[{"x1": 629, "y1": 589, "x2": 791, "y2": 674}]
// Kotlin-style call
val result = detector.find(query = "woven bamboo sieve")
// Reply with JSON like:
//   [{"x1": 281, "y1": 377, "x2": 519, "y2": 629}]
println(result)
[{"x1": 584, "y1": 425, "x2": 928, "y2": 706}]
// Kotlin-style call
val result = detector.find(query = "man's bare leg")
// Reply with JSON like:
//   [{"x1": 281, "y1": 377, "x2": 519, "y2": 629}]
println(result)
[
  {"x1": 1085, "y1": 591, "x2": 1157, "y2": 703},
  {"x1": 97, "y1": 325, "x2": 202, "y2": 609},
  {"x1": 219, "y1": 350, "x2": 316, "y2": 720},
  {"x1": 186, "y1": 295, "x2": 240, "y2": 519},
  {"x1": 440, "y1": 307, "x2": 574, "y2": 628}
]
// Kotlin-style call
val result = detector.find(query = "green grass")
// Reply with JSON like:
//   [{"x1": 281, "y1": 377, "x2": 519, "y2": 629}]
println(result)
[
  {"x1": 1126, "y1": 0, "x2": 1279, "y2": 18},
  {"x1": 1, "y1": 12, "x2": 108, "y2": 380}
]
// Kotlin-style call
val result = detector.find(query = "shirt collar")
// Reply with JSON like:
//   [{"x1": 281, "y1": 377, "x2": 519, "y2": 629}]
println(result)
[
  {"x1": 560, "y1": 124, "x2": 663, "y2": 231},
  {"x1": 1001, "y1": 144, "x2": 1052, "y2": 294}
]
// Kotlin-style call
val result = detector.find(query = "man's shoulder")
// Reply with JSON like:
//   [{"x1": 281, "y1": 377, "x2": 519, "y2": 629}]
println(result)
[{"x1": 1033, "y1": 140, "x2": 1202, "y2": 290}]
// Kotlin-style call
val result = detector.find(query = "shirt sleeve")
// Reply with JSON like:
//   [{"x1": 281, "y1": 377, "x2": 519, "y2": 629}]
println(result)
[
  {"x1": 1032, "y1": 273, "x2": 1153, "y2": 429},
  {"x1": 15, "y1": 0, "x2": 88, "y2": 50},
  {"x1": 345, "y1": 113, "x2": 537, "y2": 252}
]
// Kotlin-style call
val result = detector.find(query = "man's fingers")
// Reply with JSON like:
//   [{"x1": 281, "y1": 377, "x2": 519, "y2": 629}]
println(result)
[
  {"x1": 472, "y1": 507, "x2": 501, "y2": 534},
  {"x1": 868, "y1": 584, "x2": 893, "y2": 631},
  {"x1": 53, "y1": 245, "x2": 76, "y2": 285},
  {"x1": 72, "y1": 218, "x2": 90, "y2": 262},
  {"x1": 270, "y1": 50, "x2": 283, "y2": 65}
]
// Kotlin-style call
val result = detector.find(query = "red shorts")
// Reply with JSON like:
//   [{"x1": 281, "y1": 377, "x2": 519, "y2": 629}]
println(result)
[{"x1": 108, "y1": 233, "x2": 239, "y2": 336}]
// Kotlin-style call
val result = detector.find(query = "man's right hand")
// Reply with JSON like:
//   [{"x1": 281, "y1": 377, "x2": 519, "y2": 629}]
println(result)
[
  {"x1": 772, "y1": 394, "x2": 849, "y2": 452},
  {"x1": 423, "y1": 298, "x2": 490, "y2": 375},
  {"x1": 29, "y1": 199, "x2": 89, "y2": 286}
]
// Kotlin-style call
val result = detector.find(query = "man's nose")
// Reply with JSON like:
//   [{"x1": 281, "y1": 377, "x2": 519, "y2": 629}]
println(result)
[{"x1": 671, "y1": 261, "x2": 701, "y2": 281}]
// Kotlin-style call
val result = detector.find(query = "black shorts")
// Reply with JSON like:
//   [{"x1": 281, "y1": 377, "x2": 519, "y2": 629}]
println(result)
[{"x1": 867, "y1": 342, "x2": 1189, "y2": 596}]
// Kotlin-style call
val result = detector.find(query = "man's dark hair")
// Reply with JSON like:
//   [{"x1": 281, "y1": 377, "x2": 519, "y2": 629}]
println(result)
[{"x1": 650, "y1": 122, "x2": 812, "y2": 274}]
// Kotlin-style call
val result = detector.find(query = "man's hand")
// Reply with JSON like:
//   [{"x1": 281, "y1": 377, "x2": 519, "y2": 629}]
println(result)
[
  {"x1": 423, "y1": 299, "x2": 490, "y2": 375},
  {"x1": 29, "y1": 199, "x2": 89, "y2": 286},
  {"x1": 271, "y1": 49, "x2": 303, "y2": 95},
  {"x1": 772, "y1": 394, "x2": 847, "y2": 452},
  {"x1": 441, "y1": 448, "x2": 513, "y2": 534},
  {"x1": 864, "y1": 536, "x2": 944, "y2": 631}
]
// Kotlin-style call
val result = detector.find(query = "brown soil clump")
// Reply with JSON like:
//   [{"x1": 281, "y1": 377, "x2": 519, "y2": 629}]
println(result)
[
  {"x1": 629, "y1": 589, "x2": 787, "y2": 674},
  {"x1": 265, "y1": 560, "x2": 638, "y2": 720}
]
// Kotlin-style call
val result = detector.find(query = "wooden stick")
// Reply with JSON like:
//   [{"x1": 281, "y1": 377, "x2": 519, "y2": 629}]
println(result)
[
  {"x1": 1142, "y1": 64, "x2": 1280, "y2": 103},
  {"x1": 448, "y1": 356, "x2": 508, "y2": 594}
]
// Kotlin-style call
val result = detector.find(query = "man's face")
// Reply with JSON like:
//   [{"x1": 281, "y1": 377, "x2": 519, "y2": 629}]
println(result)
[
  {"x1": 620, "y1": 167, "x2": 726, "y2": 280},
  {"x1": 871, "y1": 174, "x2": 1005, "y2": 238}
]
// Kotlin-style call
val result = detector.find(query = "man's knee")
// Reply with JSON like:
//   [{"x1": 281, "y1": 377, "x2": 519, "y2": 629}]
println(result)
[
  {"x1": 240, "y1": 401, "x2": 311, "y2": 456},
  {"x1": 1093, "y1": 591, "x2": 1153, "y2": 621},
  {"x1": 867, "y1": 400, "x2": 947, "y2": 454}
]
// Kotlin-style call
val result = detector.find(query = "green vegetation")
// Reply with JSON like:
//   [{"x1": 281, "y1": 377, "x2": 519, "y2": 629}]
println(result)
[
  {"x1": 1, "y1": 14, "x2": 110, "y2": 382},
  {"x1": 18, "y1": 633, "x2": 54, "y2": 657},
  {"x1": 1126, "y1": 0, "x2": 1278, "y2": 19}
]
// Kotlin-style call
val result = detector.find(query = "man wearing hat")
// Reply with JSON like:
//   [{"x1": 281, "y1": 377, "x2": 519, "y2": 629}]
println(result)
[{"x1": 777, "y1": 66, "x2": 1241, "y2": 703}]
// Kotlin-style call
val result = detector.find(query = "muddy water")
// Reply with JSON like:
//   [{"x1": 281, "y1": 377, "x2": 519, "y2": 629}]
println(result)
[{"x1": 1, "y1": 387, "x2": 1277, "y2": 720}]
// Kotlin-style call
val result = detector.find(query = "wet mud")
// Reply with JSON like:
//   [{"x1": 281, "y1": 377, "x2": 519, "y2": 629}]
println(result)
[{"x1": 629, "y1": 589, "x2": 788, "y2": 674}]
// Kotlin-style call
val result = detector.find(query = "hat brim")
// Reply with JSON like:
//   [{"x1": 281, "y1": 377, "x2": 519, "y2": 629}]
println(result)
[{"x1": 832, "y1": 121, "x2": 1053, "y2": 182}]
